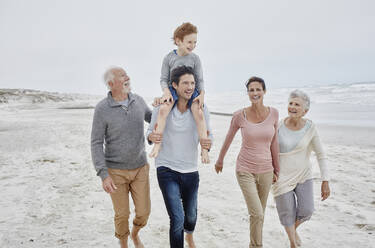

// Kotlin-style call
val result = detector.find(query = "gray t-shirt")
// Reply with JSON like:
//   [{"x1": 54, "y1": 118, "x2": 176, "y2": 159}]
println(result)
[
  {"x1": 160, "y1": 50, "x2": 204, "y2": 92},
  {"x1": 278, "y1": 120, "x2": 312, "y2": 153},
  {"x1": 147, "y1": 105, "x2": 212, "y2": 173}
]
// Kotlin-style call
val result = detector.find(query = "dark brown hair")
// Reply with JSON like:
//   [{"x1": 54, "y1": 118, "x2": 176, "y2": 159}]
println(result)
[
  {"x1": 245, "y1": 76, "x2": 266, "y2": 91},
  {"x1": 171, "y1": 66, "x2": 195, "y2": 85}
]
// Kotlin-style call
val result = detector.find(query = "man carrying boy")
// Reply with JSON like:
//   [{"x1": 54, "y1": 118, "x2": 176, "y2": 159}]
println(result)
[
  {"x1": 91, "y1": 66, "x2": 151, "y2": 248},
  {"x1": 149, "y1": 22, "x2": 210, "y2": 164},
  {"x1": 148, "y1": 66, "x2": 213, "y2": 248}
]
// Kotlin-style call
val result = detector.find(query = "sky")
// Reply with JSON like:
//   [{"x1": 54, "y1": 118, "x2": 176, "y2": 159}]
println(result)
[{"x1": 0, "y1": 0, "x2": 374, "y2": 97}]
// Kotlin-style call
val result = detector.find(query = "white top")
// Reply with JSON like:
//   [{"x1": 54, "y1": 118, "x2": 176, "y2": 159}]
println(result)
[
  {"x1": 272, "y1": 119, "x2": 329, "y2": 197},
  {"x1": 278, "y1": 120, "x2": 312, "y2": 153}
]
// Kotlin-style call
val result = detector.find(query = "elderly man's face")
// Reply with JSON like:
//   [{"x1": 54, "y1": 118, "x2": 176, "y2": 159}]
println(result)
[{"x1": 109, "y1": 69, "x2": 131, "y2": 94}]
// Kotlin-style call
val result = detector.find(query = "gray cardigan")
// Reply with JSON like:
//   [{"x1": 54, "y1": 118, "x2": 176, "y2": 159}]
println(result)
[{"x1": 91, "y1": 92, "x2": 152, "y2": 180}]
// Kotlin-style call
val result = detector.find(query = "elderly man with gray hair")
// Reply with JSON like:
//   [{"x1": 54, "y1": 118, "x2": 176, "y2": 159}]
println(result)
[
  {"x1": 272, "y1": 89, "x2": 331, "y2": 248},
  {"x1": 91, "y1": 66, "x2": 153, "y2": 248}
]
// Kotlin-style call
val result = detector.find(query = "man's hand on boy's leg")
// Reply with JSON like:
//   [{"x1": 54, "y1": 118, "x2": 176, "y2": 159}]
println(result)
[
  {"x1": 148, "y1": 124, "x2": 163, "y2": 144},
  {"x1": 200, "y1": 137, "x2": 211, "y2": 151},
  {"x1": 193, "y1": 93, "x2": 204, "y2": 109}
]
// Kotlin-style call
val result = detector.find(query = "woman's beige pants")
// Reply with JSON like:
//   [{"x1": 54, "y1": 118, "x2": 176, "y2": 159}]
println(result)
[{"x1": 236, "y1": 171, "x2": 273, "y2": 248}]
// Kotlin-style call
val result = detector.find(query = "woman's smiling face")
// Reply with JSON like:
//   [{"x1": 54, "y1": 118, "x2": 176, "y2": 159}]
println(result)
[
  {"x1": 288, "y1": 97, "x2": 307, "y2": 118},
  {"x1": 247, "y1": 81, "x2": 265, "y2": 104}
]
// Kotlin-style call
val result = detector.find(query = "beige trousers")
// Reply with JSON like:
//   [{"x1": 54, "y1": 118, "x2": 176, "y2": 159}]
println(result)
[
  {"x1": 236, "y1": 171, "x2": 273, "y2": 248},
  {"x1": 108, "y1": 164, "x2": 151, "y2": 240}
]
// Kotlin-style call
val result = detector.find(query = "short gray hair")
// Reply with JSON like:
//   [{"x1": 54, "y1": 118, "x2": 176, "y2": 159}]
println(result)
[
  {"x1": 103, "y1": 66, "x2": 123, "y2": 89},
  {"x1": 289, "y1": 90, "x2": 310, "y2": 110}
]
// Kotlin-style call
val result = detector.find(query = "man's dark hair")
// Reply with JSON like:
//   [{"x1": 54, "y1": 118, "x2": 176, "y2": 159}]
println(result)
[
  {"x1": 245, "y1": 76, "x2": 266, "y2": 91},
  {"x1": 170, "y1": 66, "x2": 195, "y2": 85}
]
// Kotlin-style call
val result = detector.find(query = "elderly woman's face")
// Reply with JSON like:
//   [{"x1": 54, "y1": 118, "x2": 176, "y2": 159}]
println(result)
[
  {"x1": 288, "y1": 97, "x2": 307, "y2": 118},
  {"x1": 247, "y1": 82, "x2": 265, "y2": 104}
]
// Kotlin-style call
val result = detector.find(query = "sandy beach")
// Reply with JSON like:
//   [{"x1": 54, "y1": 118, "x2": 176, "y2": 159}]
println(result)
[{"x1": 0, "y1": 95, "x2": 374, "y2": 247}]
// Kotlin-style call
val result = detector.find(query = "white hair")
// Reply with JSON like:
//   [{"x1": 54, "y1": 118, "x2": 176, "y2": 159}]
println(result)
[
  {"x1": 289, "y1": 89, "x2": 310, "y2": 110},
  {"x1": 103, "y1": 66, "x2": 123, "y2": 89}
]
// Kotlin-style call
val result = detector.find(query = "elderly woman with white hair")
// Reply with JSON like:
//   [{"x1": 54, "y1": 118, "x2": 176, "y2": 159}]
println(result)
[{"x1": 272, "y1": 90, "x2": 330, "y2": 248}]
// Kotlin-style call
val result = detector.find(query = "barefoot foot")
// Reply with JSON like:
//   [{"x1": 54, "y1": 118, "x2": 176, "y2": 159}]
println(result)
[
  {"x1": 185, "y1": 233, "x2": 196, "y2": 248},
  {"x1": 295, "y1": 231, "x2": 301, "y2": 246},
  {"x1": 201, "y1": 149, "x2": 210, "y2": 164},
  {"x1": 119, "y1": 238, "x2": 128, "y2": 248},
  {"x1": 131, "y1": 227, "x2": 144, "y2": 248}
]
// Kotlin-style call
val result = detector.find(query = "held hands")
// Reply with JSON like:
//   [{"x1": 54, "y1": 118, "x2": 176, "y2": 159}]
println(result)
[
  {"x1": 102, "y1": 176, "x2": 117, "y2": 194},
  {"x1": 321, "y1": 181, "x2": 330, "y2": 201},
  {"x1": 193, "y1": 93, "x2": 205, "y2": 109}
]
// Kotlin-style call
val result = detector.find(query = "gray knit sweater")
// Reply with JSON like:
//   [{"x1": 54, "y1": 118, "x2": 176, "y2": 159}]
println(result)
[
  {"x1": 160, "y1": 50, "x2": 204, "y2": 92},
  {"x1": 91, "y1": 92, "x2": 152, "y2": 180}
]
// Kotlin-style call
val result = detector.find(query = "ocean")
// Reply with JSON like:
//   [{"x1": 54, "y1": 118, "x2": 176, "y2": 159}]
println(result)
[{"x1": 205, "y1": 82, "x2": 375, "y2": 127}]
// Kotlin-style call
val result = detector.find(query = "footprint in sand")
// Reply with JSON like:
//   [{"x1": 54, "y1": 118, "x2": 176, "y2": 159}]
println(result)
[{"x1": 355, "y1": 224, "x2": 375, "y2": 231}]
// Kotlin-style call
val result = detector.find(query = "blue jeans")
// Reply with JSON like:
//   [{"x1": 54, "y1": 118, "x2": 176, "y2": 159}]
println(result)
[{"x1": 157, "y1": 166, "x2": 199, "y2": 248}]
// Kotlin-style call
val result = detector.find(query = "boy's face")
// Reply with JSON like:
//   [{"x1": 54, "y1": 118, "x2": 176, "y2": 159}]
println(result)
[{"x1": 176, "y1": 33, "x2": 197, "y2": 55}]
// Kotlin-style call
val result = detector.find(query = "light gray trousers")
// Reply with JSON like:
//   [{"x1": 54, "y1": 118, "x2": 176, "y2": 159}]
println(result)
[{"x1": 274, "y1": 179, "x2": 314, "y2": 226}]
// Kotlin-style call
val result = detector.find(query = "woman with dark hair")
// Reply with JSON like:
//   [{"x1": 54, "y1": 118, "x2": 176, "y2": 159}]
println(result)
[{"x1": 215, "y1": 76, "x2": 280, "y2": 248}]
